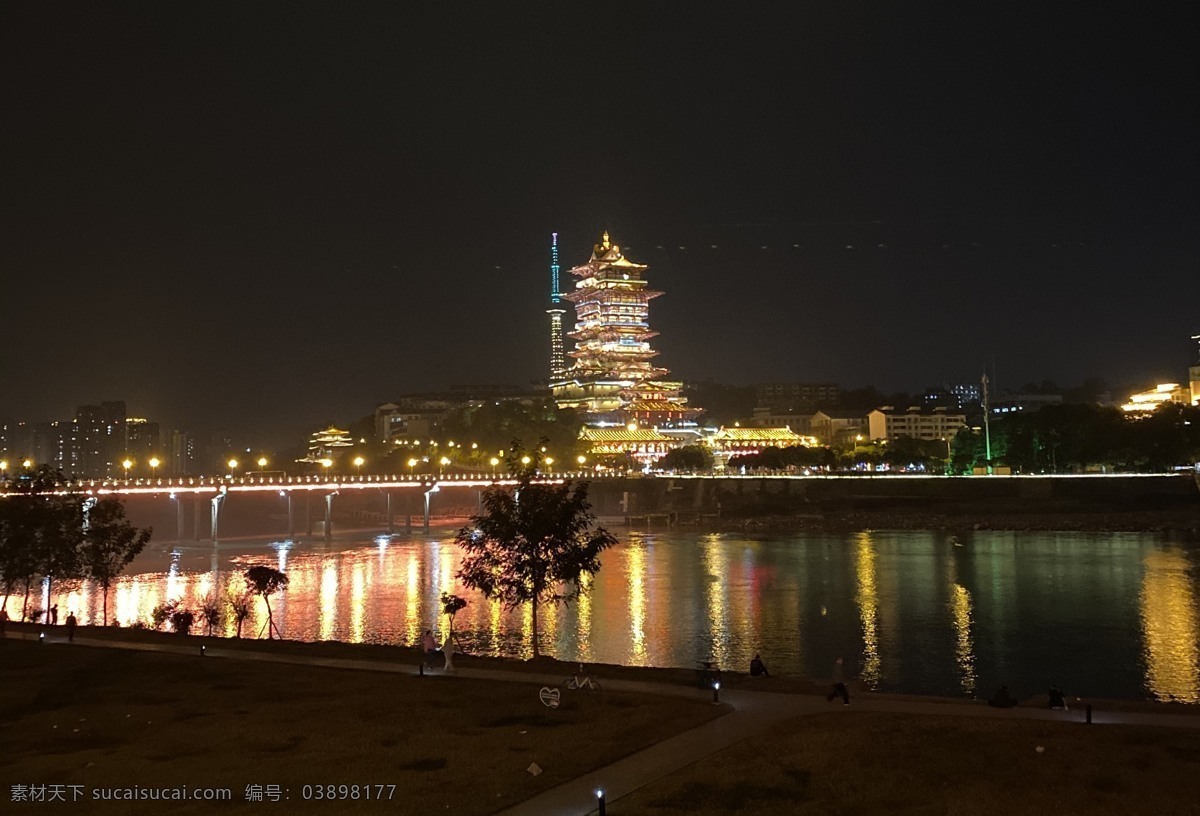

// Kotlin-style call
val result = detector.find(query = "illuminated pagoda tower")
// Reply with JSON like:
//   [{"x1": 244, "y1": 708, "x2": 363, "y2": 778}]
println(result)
[
  {"x1": 551, "y1": 231, "x2": 700, "y2": 427},
  {"x1": 546, "y1": 232, "x2": 567, "y2": 378}
]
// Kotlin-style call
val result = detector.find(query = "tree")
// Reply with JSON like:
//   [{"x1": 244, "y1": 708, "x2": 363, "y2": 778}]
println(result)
[
  {"x1": 227, "y1": 590, "x2": 253, "y2": 638},
  {"x1": 454, "y1": 443, "x2": 616, "y2": 659},
  {"x1": 81, "y1": 498, "x2": 152, "y2": 626},
  {"x1": 199, "y1": 595, "x2": 222, "y2": 636},
  {"x1": 245, "y1": 565, "x2": 289, "y2": 639},
  {"x1": 0, "y1": 497, "x2": 38, "y2": 616},
  {"x1": 657, "y1": 445, "x2": 715, "y2": 472},
  {"x1": 440, "y1": 592, "x2": 467, "y2": 643},
  {"x1": 151, "y1": 601, "x2": 195, "y2": 635},
  {"x1": 1, "y1": 467, "x2": 84, "y2": 620}
]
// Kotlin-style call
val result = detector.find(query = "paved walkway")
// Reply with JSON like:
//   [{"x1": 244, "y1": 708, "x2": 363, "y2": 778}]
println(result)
[{"x1": 7, "y1": 630, "x2": 1200, "y2": 816}]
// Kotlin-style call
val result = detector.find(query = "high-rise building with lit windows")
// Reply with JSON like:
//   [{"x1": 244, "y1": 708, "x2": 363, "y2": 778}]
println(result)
[{"x1": 551, "y1": 231, "x2": 700, "y2": 426}]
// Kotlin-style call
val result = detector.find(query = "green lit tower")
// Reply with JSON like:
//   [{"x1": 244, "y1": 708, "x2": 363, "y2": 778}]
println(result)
[{"x1": 547, "y1": 232, "x2": 567, "y2": 378}]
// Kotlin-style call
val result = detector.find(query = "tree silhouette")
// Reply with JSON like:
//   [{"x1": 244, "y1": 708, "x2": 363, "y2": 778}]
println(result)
[
  {"x1": 454, "y1": 442, "x2": 616, "y2": 659},
  {"x1": 81, "y1": 498, "x2": 152, "y2": 625},
  {"x1": 227, "y1": 590, "x2": 253, "y2": 639},
  {"x1": 440, "y1": 592, "x2": 467, "y2": 642},
  {"x1": 0, "y1": 467, "x2": 83, "y2": 620},
  {"x1": 245, "y1": 565, "x2": 289, "y2": 639}
]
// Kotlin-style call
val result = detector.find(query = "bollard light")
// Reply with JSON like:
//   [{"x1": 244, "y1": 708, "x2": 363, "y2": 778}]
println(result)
[
  {"x1": 713, "y1": 681, "x2": 720, "y2": 704},
  {"x1": 596, "y1": 788, "x2": 606, "y2": 816},
  {"x1": 200, "y1": 645, "x2": 206, "y2": 657},
  {"x1": 39, "y1": 632, "x2": 45, "y2": 644}
]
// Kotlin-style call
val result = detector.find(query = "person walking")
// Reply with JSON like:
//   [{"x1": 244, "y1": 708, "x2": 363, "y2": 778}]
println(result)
[
  {"x1": 442, "y1": 632, "x2": 457, "y2": 671},
  {"x1": 65, "y1": 612, "x2": 77, "y2": 642},
  {"x1": 826, "y1": 656, "x2": 850, "y2": 705},
  {"x1": 0, "y1": 607, "x2": 8, "y2": 636},
  {"x1": 50, "y1": 604, "x2": 59, "y2": 625}
]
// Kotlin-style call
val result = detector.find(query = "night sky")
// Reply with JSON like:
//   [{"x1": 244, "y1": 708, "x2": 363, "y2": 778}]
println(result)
[{"x1": 2, "y1": 4, "x2": 1196, "y2": 443}]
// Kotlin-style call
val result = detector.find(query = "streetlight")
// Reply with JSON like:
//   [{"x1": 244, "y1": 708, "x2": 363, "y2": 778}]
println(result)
[
  {"x1": 22, "y1": 459, "x2": 32, "y2": 469},
  {"x1": 257, "y1": 456, "x2": 268, "y2": 470},
  {"x1": 520, "y1": 455, "x2": 531, "y2": 466},
  {"x1": 122, "y1": 459, "x2": 133, "y2": 479},
  {"x1": 0, "y1": 460, "x2": 8, "y2": 474},
  {"x1": 227, "y1": 458, "x2": 239, "y2": 472},
  {"x1": 353, "y1": 455, "x2": 365, "y2": 475},
  {"x1": 407, "y1": 458, "x2": 418, "y2": 477},
  {"x1": 577, "y1": 454, "x2": 587, "y2": 470},
  {"x1": 149, "y1": 457, "x2": 160, "y2": 479},
  {"x1": 439, "y1": 456, "x2": 450, "y2": 474},
  {"x1": 489, "y1": 456, "x2": 499, "y2": 475},
  {"x1": 544, "y1": 456, "x2": 554, "y2": 471},
  {"x1": 320, "y1": 458, "x2": 332, "y2": 479}
]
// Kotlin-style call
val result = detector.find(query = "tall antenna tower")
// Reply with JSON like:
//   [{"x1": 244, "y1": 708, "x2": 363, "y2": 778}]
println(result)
[{"x1": 546, "y1": 232, "x2": 567, "y2": 378}]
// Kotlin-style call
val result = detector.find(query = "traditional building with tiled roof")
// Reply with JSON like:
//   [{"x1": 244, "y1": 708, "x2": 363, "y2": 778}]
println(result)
[
  {"x1": 551, "y1": 232, "x2": 701, "y2": 429},
  {"x1": 707, "y1": 426, "x2": 816, "y2": 459}
]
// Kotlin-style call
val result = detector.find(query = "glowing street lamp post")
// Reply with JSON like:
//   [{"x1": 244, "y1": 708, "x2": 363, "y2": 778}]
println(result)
[
  {"x1": 149, "y1": 456, "x2": 160, "y2": 480},
  {"x1": 353, "y1": 455, "x2": 365, "y2": 476},
  {"x1": 122, "y1": 458, "x2": 133, "y2": 480}
]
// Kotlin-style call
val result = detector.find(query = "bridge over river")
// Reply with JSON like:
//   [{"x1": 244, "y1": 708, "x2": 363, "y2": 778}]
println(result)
[{"x1": 3, "y1": 471, "x2": 1194, "y2": 544}]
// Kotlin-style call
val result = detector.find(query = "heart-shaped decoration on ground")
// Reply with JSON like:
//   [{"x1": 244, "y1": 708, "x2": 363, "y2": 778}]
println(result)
[{"x1": 538, "y1": 687, "x2": 561, "y2": 708}]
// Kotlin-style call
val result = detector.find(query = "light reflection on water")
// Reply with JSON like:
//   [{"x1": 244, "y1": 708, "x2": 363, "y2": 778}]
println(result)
[{"x1": 6, "y1": 530, "x2": 1199, "y2": 702}]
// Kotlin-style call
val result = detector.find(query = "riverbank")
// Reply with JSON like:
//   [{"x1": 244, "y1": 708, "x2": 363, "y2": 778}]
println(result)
[
  {"x1": 5, "y1": 627, "x2": 1200, "y2": 816},
  {"x1": 0, "y1": 635, "x2": 724, "y2": 815},
  {"x1": 6, "y1": 622, "x2": 1196, "y2": 717}
]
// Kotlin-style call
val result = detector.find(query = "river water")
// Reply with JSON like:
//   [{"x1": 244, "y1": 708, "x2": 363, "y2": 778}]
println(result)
[{"x1": 12, "y1": 529, "x2": 1200, "y2": 703}]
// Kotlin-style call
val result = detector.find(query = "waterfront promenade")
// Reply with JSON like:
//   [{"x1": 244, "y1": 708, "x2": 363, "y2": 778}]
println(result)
[{"x1": 5, "y1": 624, "x2": 1198, "y2": 815}]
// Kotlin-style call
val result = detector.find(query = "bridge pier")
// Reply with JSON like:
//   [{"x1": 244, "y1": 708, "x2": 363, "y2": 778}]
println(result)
[
  {"x1": 423, "y1": 484, "x2": 439, "y2": 533},
  {"x1": 385, "y1": 492, "x2": 394, "y2": 536},
  {"x1": 324, "y1": 492, "x2": 336, "y2": 541},
  {"x1": 285, "y1": 492, "x2": 295, "y2": 540},
  {"x1": 305, "y1": 493, "x2": 313, "y2": 538},
  {"x1": 175, "y1": 496, "x2": 185, "y2": 543},
  {"x1": 193, "y1": 495, "x2": 202, "y2": 541},
  {"x1": 210, "y1": 490, "x2": 226, "y2": 542}
]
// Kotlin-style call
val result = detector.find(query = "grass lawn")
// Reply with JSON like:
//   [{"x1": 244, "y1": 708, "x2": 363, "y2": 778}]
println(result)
[
  {"x1": 0, "y1": 639, "x2": 723, "y2": 815},
  {"x1": 620, "y1": 711, "x2": 1200, "y2": 815}
]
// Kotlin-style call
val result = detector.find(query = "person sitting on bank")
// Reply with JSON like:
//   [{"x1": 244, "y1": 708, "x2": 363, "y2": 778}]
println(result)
[
  {"x1": 988, "y1": 684, "x2": 1018, "y2": 708},
  {"x1": 749, "y1": 654, "x2": 769, "y2": 677},
  {"x1": 421, "y1": 629, "x2": 438, "y2": 668},
  {"x1": 1048, "y1": 686, "x2": 1069, "y2": 710}
]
